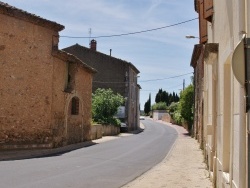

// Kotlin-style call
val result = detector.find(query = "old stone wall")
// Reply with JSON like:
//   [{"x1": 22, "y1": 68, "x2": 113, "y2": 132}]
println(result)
[
  {"x1": 50, "y1": 57, "x2": 67, "y2": 147},
  {"x1": 50, "y1": 56, "x2": 93, "y2": 147},
  {"x1": 162, "y1": 113, "x2": 172, "y2": 123},
  {"x1": 90, "y1": 124, "x2": 120, "y2": 140},
  {"x1": 193, "y1": 48, "x2": 204, "y2": 142},
  {"x1": 0, "y1": 4, "x2": 95, "y2": 150},
  {"x1": 73, "y1": 64, "x2": 93, "y2": 141},
  {"x1": 0, "y1": 14, "x2": 58, "y2": 146}
]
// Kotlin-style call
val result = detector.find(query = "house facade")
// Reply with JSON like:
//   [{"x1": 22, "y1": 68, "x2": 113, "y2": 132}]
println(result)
[
  {"x1": 190, "y1": 44, "x2": 204, "y2": 144},
  {"x1": 63, "y1": 42, "x2": 140, "y2": 131},
  {"x1": 191, "y1": 0, "x2": 250, "y2": 187},
  {"x1": 0, "y1": 2, "x2": 96, "y2": 149}
]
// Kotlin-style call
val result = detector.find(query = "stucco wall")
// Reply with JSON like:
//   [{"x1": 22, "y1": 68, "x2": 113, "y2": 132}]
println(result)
[
  {"x1": 0, "y1": 14, "x2": 57, "y2": 146},
  {"x1": 205, "y1": 1, "x2": 247, "y2": 187}
]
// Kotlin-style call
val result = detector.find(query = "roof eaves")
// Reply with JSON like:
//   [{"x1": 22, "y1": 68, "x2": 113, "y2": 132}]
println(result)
[
  {"x1": 190, "y1": 44, "x2": 203, "y2": 68},
  {"x1": 0, "y1": 1, "x2": 64, "y2": 31},
  {"x1": 53, "y1": 50, "x2": 97, "y2": 74}
]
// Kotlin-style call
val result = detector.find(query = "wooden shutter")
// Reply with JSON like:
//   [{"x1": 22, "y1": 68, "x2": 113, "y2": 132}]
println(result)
[
  {"x1": 199, "y1": 0, "x2": 208, "y2": 44},
  {"x1": 204, "y1": 0, "x2": 213, "y2": 22}
]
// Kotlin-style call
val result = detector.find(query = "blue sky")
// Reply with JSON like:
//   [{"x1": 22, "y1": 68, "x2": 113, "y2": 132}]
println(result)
[{"x1": 4, "y1": 0, "x2": 199, "y2": 109}]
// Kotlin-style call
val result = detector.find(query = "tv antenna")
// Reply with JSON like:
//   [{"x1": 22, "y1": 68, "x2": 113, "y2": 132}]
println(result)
[{"x1": 89, "y1": 28, "x2": 92, "y2": 43}]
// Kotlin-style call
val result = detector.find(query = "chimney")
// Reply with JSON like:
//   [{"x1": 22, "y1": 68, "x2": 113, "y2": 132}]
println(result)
[{"x1": 90, "y1": 39, "x2": 97, "y2": 51}]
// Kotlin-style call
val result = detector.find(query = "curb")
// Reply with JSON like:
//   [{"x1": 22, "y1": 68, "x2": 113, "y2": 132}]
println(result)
[
  {"x1": 0, "y1": 141, "x2": 96, "y2": 161},
  {"x1": 0, "y1": 125, "x2": 145, "y2": 161}
]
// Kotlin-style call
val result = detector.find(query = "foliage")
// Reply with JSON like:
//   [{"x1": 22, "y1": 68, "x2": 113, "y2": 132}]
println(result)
[
  {"x1": 173, "y1": 110, "x2": 183, "y2": 125},
  {"x1": 92, "y1": 88, "x2": 124, "y2": 126},
  {"x1": 168, "y1": 102, "x2": 183, "y2": 125},
  {"x1": 152, "y1": 102, "x2": 167, "y2": 110},
  {"x1": 168, "y1": 102, "x2": 178, "y2": 116},
  {"x1": 179, "y1": 84, "x2": 194, "y2": 130},
  {"x1": 144, "y1": 94, "x2": 151, "y2": 115},
  {"x1": 155, "y1": 89, "x2": 180, "y2": 106}
]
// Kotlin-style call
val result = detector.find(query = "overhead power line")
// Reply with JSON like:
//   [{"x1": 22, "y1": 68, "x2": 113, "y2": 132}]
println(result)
[
  {"x1": 140, "y1": 83, "x2": 183, "y2": 92},
  {"x1": 60, "y1": 18, "x2": 198, "y2": 39},
  {"x1": 92, "y1": 72, "x2": 193, "y2": 84},
  {"x1": 139, "y1": 72, "x2": 193, "y2": 82}
]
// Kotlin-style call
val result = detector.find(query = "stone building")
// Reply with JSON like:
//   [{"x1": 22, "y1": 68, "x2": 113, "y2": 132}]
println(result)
[
  {"x1": 190, "y1": 44, "x2": 204, "y2": 144},
  {"x1": 63, "y1": 41, "x2": 140, "y2": 131},
  {"x1": 191, "y1": 0, "x2": 250, "y2": 187},
  {"x1": 0, "y1": 2, "x2": 96, "y2": 149}
]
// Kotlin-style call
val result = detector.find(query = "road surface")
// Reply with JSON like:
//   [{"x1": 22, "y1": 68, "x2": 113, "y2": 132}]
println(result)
[{"x1": 0, "y1": 119, "x2": 178, "y2": 188}]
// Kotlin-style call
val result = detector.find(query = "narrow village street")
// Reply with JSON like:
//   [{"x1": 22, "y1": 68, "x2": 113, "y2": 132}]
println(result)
[{"x1": 1, "y1": 0, "x2": 250, "y2": 187}]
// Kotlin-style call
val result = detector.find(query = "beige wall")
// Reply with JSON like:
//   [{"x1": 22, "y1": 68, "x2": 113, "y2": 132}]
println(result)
[{"x1": 204, "y1": 0, "x2": 247, "y2": 187}]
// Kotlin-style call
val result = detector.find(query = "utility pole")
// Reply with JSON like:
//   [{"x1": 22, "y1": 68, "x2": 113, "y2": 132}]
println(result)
[
  {"x1": 183, "y1": 79, "x2": 185, "y2": 90},
  {"x1": 89, "y1": 28, "x2": 92, "y2": 44}
]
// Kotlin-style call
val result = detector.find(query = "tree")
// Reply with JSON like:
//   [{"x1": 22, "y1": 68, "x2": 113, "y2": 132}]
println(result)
[
  {"x1": 155, "y1": 89, "x2": 180, "y2": 106},
  {"x1": 179, "y1": 84, "x2": 194, "y2": 131},
  {"x1": 155, "y1": 89, "x2": 163, "y2": 103},
  {"x1": 144, "y1": 94, "x2": 151, "y2": 115},
  {"x1": 162, "y1": 91, "x2": 168, "y2": 104},
  {"x1": 92, "y1": 88, "x2": 124, "y2": 125},
  {"x1": 149, "y1": 93, "x2": 151, "y2": 110}
]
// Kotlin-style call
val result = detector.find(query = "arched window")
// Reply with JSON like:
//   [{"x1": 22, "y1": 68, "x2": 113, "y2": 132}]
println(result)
[{"x1": 71, "y1": 97, "x2": 79, "y2": 115}]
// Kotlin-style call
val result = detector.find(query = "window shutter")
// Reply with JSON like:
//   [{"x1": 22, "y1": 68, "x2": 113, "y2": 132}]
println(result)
[
  {"x1": 204, "y1": 0, "x2": 213, "y2": 22},
  {"x1": 199, "y1": 0, "x2": 208, "y2": 44}
]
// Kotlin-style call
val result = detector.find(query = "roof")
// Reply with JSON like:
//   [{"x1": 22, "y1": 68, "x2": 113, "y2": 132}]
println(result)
[
  {"x1": 53, "y1": 50, "x2": 97, "y2": 74},
  {"x1": 64, "y1": 43, "x2": 140, "y2": 74},
  {"x1": 0, "y1": 1, "x2": 64, "y2": 31},
  {"x1": 190, "y1": 44, "x2": 203, "y2": 68}
]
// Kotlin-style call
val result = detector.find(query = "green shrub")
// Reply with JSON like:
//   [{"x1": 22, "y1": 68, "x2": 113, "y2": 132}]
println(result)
[
  {"x1": 92, "y1": 88, "x2": 124, "y2": 126},
  {"x1": 152, "y1": 102, "x2": 167, "y2": 110},
  {"x1": 179, "y1": 84, "x2": 194, "y2": 130}
]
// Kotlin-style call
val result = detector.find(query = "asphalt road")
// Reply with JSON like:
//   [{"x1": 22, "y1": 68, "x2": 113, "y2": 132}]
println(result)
[{"x1": 0, "y1": 119, "x2": 178, "y2": 188}]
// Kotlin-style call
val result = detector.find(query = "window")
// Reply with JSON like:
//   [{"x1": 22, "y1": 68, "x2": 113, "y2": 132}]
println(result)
[{"x1": 71, "y1": 97, "x2": 79, "y2": 115}]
